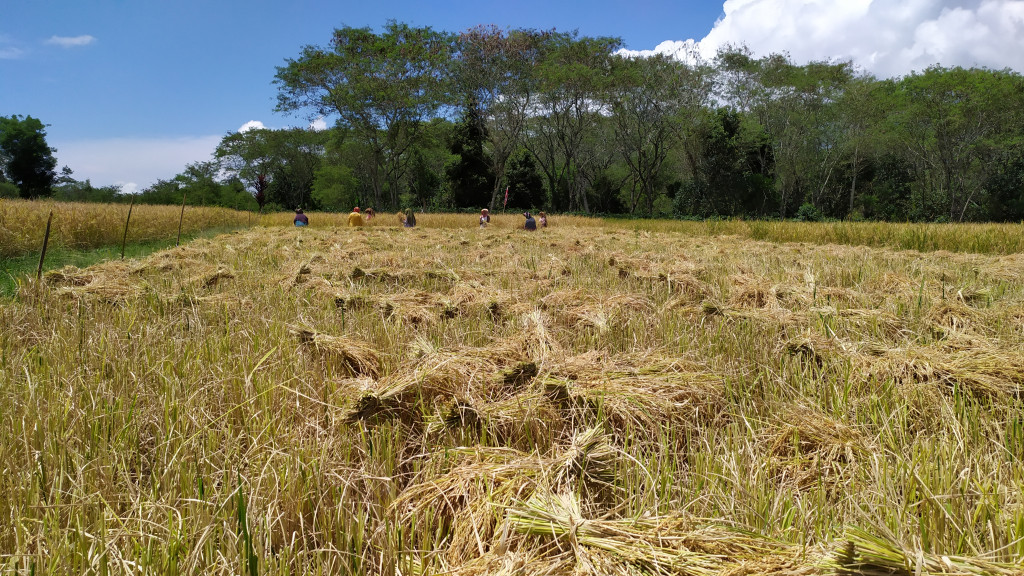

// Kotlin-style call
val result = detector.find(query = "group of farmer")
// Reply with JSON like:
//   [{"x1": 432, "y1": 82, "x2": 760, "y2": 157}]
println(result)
[{"x1": 294, "y1": 206, "x2": 548, "y2": 230}]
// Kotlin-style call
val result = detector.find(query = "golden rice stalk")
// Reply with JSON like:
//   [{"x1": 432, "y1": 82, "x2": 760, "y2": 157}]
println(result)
[
  {"x1": 767, "y1": 404, "x2": 871, "y2": 492},
  {"x1": 729, "y1": 275, "x2": 780, "y2": 310},
  {"x1": 290, "y1": 326, "x2": 380, "y2": 378},
  {"x1": 878, "y1": 346, "x2": 1024, "y2": 399},
  {"x1": 44, "y1": 265, "x2": 95, "y2": 287},
  {"x1": 506, "y1": 490, "x2": 731, "y2": 576},
  {"x1": 834, "y1": 526, "x2": 1024, "y2": 576},
  {"x1": 346, "y1": 343, "x2": 530, "y2": 423},
  {"x1": 519, "y1": 310, "x2": 562, "y2": 361},
  {"x1": 201, "y1": 267, "x2": 235, "y2": 288},
  {"x1": 391, "y1": 447, "x2": 542, "y2": 565},
  {"x1": 937, "y1": 350, "x2": 1024, "y2": 398},
  {"x1": 926, "y1": 300, "x2": 985, "y2": 336},
  {"x1": 554, "y1": 426, "x2": 618, "y2": 488}
]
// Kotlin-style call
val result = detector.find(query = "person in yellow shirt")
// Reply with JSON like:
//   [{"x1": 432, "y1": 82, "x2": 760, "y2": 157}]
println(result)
[{"x1": 348, "y1": 206, "x2": 364, "y2": 227}]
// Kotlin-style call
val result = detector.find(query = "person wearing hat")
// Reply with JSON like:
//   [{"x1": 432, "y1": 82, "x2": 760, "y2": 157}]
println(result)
[
  {"x1": 479, "y1": 208, "x2": 490, "y2": 228},
  {"x1": 293, "y1": 208, "x2": 309, "y2": 227},
  {"x1": 348, "y1": 206, "x2": 365, "y2": 227},
  {"x1": 523, "y1": 211, "x2": 537, "y2": 231}
]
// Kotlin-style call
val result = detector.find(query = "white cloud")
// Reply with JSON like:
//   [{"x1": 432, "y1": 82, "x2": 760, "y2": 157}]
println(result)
[
  {"x1": 45, "y1": 35, "x2": 97, "y2": 48},
  {"x1": 622, "y1": 0, "x2": 1024, "y2": 77},
  {"x1": 309, "y1": 117, "x2": 328, "y2": 131},
  {"x1": 238, "y1": 120, "x2": 266, "y2": 132},
  {"x1": 55, "y1": 135, "x2": 222, "y2": 191},
  {"x1": 0, "y1": 35, "x2": 24, "y2": 59}
]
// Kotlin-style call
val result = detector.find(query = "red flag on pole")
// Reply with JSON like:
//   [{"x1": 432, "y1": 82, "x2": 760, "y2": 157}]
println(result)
[{"x1": 503, "y1": 186, "x2": 509, "y2": 207}]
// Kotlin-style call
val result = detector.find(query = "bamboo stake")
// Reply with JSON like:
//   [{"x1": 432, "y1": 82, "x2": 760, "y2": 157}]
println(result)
[
  {"x1": 176, "y1": 192, "x2": 187, "y2": 246},
  {"x1": 120, "y1": 195, "x2": 135, "y2": 260},
  {"x1": 36, "y1": 210, "x2": 53, "y2": 281}
]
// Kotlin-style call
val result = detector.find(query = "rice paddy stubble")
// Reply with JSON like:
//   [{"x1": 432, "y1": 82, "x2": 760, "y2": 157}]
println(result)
[{"x1": 1, "y1": 223, "x2": 1023, "y2": 574}]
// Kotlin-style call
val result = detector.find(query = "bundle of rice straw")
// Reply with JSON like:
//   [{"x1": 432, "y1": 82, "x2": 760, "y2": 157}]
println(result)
[
  {"x1": 542, "y1": 355, "x2": 726, "y2": 434},
  {"x1": 877, "y1": 347, "x2": 1024, "y2": 399},
  {"x1": 290, "y1": 326, "x2": 380, "y2": 378},
  {"x1": 833, "y1": 526, "x2": 1024, "y2": 576},
  {"x1": 44, "y1": 265, "x2": 95, "y2": 287},
  {"x1": 391, "y1": 447, "x2": 543, "y2": 563},
  {"x1": 52, "y1": 262, "x2": 144, "y2": 302},
  {"x1": 554, "y1": 426, "x2": 617, "y2": 489},
  {"x1": 346, "y1": 343, "x2": 529, "y2": 423},
  {"x1": 506, "y1": 490, "x2": 774, "y2": 576},
  {"x1": 768, "y1": 405, "x2": 870, "y2": 492}
]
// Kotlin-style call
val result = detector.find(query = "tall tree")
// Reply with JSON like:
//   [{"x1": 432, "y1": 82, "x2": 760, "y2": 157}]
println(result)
[
  {"x1": 526, "y1": 33, "x2": 622, "y2": 213},
  {"x1": 0, "y1": 115, "x2": 58, "y2": 199},
  {"x1": 274, "y1": 21, "x2": 455, "y2": 209},
  {"x1": 716, "y1": 48, "x2": 853, "y2": 217},
  {"x1": 215, "y1": 128, "x2": 326, "y2": 211},
  {"x1": 455, "y1": 26, "x2": 553, "y2": 210},
  {"x1": 445, "y1": 100, "x2": 494, "y2": 208},
  {"x1": 607, "y1": 53, "x2": 712, "y2": 214}
]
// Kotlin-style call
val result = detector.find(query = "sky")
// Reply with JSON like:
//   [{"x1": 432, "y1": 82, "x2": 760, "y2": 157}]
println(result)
[{"x1": 3, "y1": 0, "x2": 1024, "y2": 193}]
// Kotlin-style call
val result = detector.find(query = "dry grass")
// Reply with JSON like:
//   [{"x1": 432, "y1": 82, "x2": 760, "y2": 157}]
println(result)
[{"x1": 2, "y1": 220, "x2": 1024, "y2": 575}]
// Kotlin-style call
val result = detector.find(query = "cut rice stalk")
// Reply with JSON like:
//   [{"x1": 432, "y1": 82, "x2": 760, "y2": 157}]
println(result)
[{"x1": 290, "y1": 326, "x2": 381, "y2": 378}]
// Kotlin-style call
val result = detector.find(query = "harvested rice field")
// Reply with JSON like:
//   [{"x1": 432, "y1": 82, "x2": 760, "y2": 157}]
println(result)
[{"x1": 2, "y1": 223, "x2": 1024, "y2": 575}]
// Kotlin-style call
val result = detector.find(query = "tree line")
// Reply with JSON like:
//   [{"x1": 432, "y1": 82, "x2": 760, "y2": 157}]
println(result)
[{"x1": 5, "y1": 22, "x2": 1024, "y2": 222}]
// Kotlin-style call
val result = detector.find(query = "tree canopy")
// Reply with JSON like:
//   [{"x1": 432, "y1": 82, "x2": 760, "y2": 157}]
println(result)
[
  {"x1": 19, "y1": 22, "x2": 1024, "y2": 224},
  {"x1": 0, "y1": 115, "x2": 58, "y2": 199}
]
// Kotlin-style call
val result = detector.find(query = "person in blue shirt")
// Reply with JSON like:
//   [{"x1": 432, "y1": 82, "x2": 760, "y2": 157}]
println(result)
[{"x1": 523, "y1": 212, "x2": 537, "y2": 231}]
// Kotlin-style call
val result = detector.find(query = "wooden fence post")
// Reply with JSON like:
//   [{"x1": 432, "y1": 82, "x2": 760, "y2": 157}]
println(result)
[
  {"x1": 176, "y1": 192, "x2": 187, "y2": 246},
  {"x1": 36, "y1": 210, "x2": 54, "y2": 281},
  {"x1": 120, "y1": 195, "x2": 135, "y2": 260}
]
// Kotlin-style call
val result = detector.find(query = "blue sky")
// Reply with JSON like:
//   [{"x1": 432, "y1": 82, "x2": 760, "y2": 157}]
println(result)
[{"x1": 4, "y1": 0, "x2": 1024, "y2": 192}]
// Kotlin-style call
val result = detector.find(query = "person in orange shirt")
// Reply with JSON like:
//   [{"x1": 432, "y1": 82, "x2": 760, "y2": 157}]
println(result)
[{"x1": 348, "y1": 206, "x2": 365, "y2": 227}]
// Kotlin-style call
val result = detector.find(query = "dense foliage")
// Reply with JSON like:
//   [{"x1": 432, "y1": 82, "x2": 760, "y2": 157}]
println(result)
[
  {"x1": 0, "y1": 115, "x2": 58, "y2": 199},
  {"x1": 12, "y1": 23, "x2": 1024, "y2": 222}
]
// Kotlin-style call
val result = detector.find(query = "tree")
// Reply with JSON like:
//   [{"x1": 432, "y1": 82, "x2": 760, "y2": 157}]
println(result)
[
  {"x1": 505, "y1": 150, "x2": 546, "y2": 209},
  {"x1": 455, "y1": 26, "x2": 553, "y2": 209},
  {"x1": 526, "y1": 33, "x2": 622, "y2": 213},
  {"x1": 0, "y1": 115, "x2": 58, "y2": 198},
  {"x1": 274, "y1": 21, "x2": 455, "y2": 208},
  {"x1": 881, "y1": 66, "x2": 1024, "y2": 221},
  {"x1": 715, "y1": 48, "x2": 854, "y2": 217},
  {"x1": 216, "y1": 127, "x2": 326, "y2": 211},
  {"x1": 607, "y1": 53, "x2": 712, "y2": 214},
  {"x1": 445, "y1": 101, "x2": 494, "y2": 208}
]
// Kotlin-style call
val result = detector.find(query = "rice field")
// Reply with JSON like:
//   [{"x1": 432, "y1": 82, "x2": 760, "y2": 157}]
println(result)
[
  {"x1": 2, "y1": 218, "x2": 1024, "y2": 575},
  {"x1": 0, "y1": 199, "x2": 255, "y2": 258}
]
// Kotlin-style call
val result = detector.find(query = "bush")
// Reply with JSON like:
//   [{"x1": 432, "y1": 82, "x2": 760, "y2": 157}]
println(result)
[
  {"x1": 0, "y1": 182, "x2": 20, "y2": 198},
  {"x1": 795, "y1": 202, "x2": 822, "y2": 222}
]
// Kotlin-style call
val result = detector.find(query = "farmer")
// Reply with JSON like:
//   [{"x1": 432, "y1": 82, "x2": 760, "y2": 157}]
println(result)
[
  {"x1": 403, "y1": 209, "x2": 417, "y2": 228},
  {"x1": 293, "y1": 208, "x2": 309, "y2": 227},
  {"x1": 523, "y1": 212, "x2": 537, "y2": 231},
  {"x1": 538, "y1": 211, "x2": 547, "y2": 228},
  {"x1": 365, "y1": 207, "x2": 375, "y2": 221},
  {"x1": 348, "y1": 206, "x2": 364, "y2": 227},
  {"x1": 479, "y1": 208, "x2": 490, "y2": 228}
]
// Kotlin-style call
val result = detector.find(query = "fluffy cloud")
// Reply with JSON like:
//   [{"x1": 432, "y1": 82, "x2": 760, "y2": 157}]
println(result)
[
  {"x1": 238, "y1": 120, "x2": 266, "y2": 132},
  {"x1": 309, "y1": 117, "x2": 327, "y2": 131},
  {"x1": 622, "y1": 0, "x2": 1024, "y2": 77},
  {"x1": 45, "y1": 35, "x2": 96, "y2": 48},
  {"x1": 55, "y1": 135, "x2": 222, "y2": 192}
]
